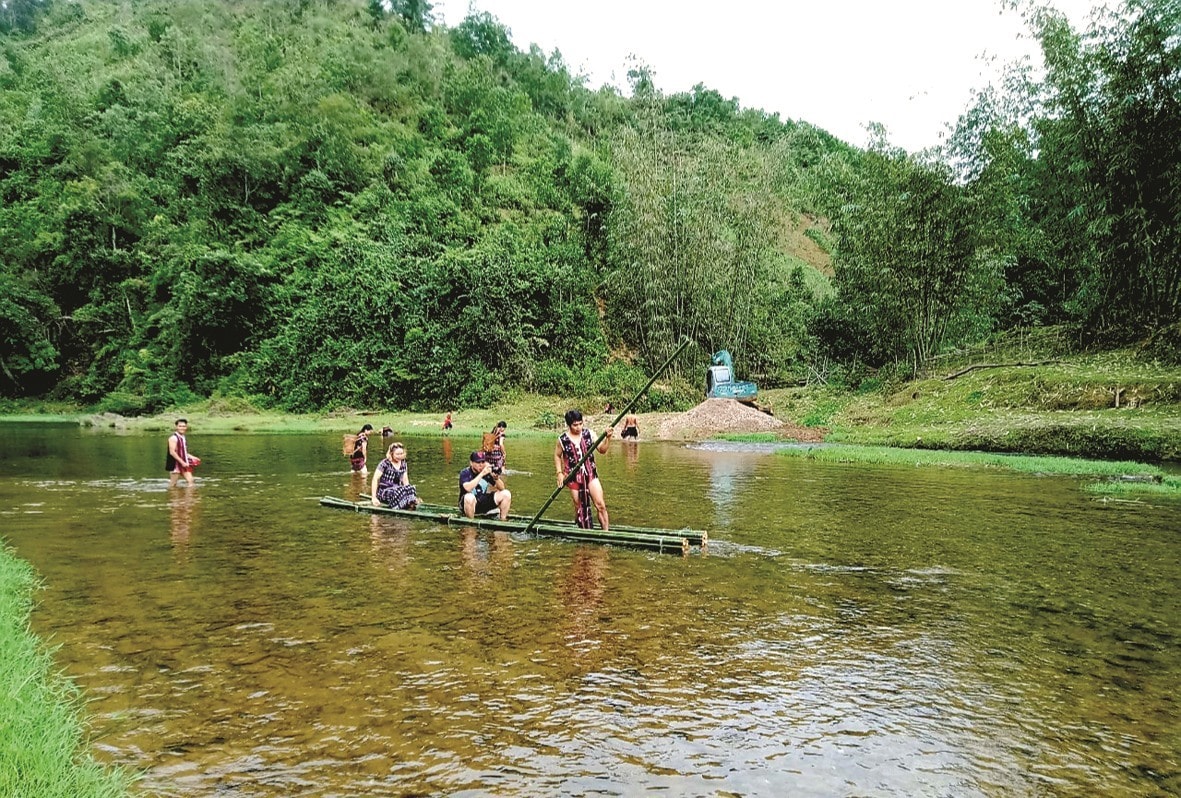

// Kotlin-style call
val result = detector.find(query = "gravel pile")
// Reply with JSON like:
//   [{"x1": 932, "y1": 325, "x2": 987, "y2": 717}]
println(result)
[{"x1": 640, "y1": 399, "x2": 824, "y2": 442}]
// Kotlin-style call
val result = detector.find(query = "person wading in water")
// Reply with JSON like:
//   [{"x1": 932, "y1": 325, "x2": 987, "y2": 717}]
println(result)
[{"x1": 166, "y1": 419, "x2": 200, "y2": 488}]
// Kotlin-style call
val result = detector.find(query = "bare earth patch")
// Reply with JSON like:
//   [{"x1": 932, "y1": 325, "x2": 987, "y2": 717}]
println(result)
[{"x1": 612, "y1": 398, "x2": 825, "y2": 442}]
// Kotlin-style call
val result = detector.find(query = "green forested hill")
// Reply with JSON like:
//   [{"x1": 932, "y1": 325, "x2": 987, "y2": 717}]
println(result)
[{"x1": 1, "y1": 0, "x2": 1177, "y2": 414}]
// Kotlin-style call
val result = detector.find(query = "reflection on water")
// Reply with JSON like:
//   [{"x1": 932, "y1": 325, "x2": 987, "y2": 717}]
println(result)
[
  {"x1": 460, "y1": 526, "x2": 514, "y2": 582},
  {"x1": 622, "y1": 438, "x2": 640, "y2": 473},
  {"x1": 0, "y1": 424, "x2": 1178, "y2": 796},
  {"x1": 368, "y1": 515, "x2": 411, "y2": 576},
  {"x1": 558, "y1": 547, "x2": 609, "y2": 662},
  {"x1": 701, "y1": 448, "x2": 762, "y2": 527},
  {"x1": 168, "y1": 489, "x2": 200, "y2": 556}
]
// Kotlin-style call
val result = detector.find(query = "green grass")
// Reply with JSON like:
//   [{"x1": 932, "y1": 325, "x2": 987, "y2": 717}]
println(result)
[
  {"x1": 760, "y1": 345, "x2": 1181, "y2": 462},
  {"x1": 775, "y1": 443, "x2": 1180, "y2": 499},
  {"x1": 0, "y1": 413, "x2": 89, "y2": 425},
  {"x1": 0, "y1": 545, "x2": 134, "y2": 798},
  {"x1": 0, "y1": 394, "x2": 601, "y2": 439},
  {"x1": 1083, "y1": 474, "x2": 1181, "y2": 500},
  {"x1": 713, "y1": 433, "x2": 1179, "y2": 498},
  {"x1": 774, "y1": 442, "x2": 1163, "y2": 476}
]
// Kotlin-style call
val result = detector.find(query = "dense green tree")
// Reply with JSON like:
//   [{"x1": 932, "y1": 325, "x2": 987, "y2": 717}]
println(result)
[
  {"x1": 449, "y1": 11, "x2": 513, "y2": 65},
  {"x1": 0, "y1": 0, "x2": 51, "y2": 34},
  {"x1": 604, "y1": 100, "x2": 802, "y2": 381},
  {"x1": 388, "y1": 0, "x2": 432, "y2": 33},
  {"x1": 1068, "y1": 0, "x2": 1181, "y2": 336},
  {"x1": 0, "y1": 268, "x2": 59, "y2": 394},
  {"x1": 0, "y1": 0, "x2": 863, "y2": 410},
  {"x1": 951, "y1": 0, "x2": 1180, "y2": 340},
  {"x1": 828, "y1": 143, "x2": 1001, "y2": 372}
]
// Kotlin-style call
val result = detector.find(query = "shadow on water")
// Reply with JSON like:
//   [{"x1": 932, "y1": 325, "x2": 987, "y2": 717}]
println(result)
[{"x1": 0, "y1": 423, "x2": 1178, "y2": 796}]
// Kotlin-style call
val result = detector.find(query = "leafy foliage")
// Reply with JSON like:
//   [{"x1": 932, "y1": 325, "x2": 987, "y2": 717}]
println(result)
[
  {"x1": 0, "y1": 268, "x2": 59, "y2": 394},
  {"x1": 826, "y1": 146, "x2": 1003, "y2": 373},
  {"x1": 949, "y1": 0, "x2": 1181, "y2": 342},
  {"x1": 0, "y1": 0, "x2": 1169, "y2": 413}
]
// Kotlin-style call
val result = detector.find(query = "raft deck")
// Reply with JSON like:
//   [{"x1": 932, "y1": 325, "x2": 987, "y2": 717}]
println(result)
[{"x1": 319, "y1": 496, "x2": 706, "y2": 554}]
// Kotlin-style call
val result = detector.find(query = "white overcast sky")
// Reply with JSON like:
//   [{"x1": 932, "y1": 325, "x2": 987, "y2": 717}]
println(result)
[{"x1": 436, "y1": 0, "x2": 1107, "y2": 152}]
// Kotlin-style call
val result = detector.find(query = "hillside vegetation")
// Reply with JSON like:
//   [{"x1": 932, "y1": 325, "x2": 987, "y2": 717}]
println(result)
[
  {"x1": 1, "y1": 0, "x2": 1178, "y2": 452},
  {"x1": 0, "y1": 0, "x2": 850, "y2": 414}
]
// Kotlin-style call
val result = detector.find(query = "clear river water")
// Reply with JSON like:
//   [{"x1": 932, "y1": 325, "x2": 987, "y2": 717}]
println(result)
[{"x1": 0, "y1": 422, "x2": 1178, "y2": 797}]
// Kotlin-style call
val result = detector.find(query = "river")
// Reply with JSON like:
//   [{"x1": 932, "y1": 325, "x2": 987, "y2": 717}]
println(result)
[{"x1": 1, "y1": 423, "x2": 1177, "y2": 796}]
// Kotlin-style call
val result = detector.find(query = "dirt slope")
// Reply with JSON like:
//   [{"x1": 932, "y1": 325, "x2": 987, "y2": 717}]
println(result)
[{"x1": 605, "y1": 399, "x2": 825, "y2": 442}]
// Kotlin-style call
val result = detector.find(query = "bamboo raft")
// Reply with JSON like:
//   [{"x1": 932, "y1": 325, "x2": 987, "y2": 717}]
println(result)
[{"x1": 319, "y1": 496, "x2": 707, "y2": 554}]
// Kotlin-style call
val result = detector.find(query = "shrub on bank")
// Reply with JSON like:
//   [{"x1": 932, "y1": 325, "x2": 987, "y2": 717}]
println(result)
[{"x1": 1139, "y1": 322, "x2": 1181, "y2": 366}]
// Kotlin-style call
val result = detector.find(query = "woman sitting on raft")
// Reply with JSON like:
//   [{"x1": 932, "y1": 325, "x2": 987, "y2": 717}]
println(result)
[{"x1": 370, "y1": 442, "x2": 418, "y2": 510}]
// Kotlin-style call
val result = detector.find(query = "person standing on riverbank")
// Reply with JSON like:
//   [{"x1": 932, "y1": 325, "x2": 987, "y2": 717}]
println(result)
[
  {"x1": 555, "y1": 409, "x2": 612, "y2": 530},
  {"x1": 166, "y1": 419, "x2": 199, "y2": 487}
]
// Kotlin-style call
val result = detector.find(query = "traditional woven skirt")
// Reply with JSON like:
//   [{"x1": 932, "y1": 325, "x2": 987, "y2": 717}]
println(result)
[{"x1": 377, "y1": 483, "x2": 418, "y2": 509}]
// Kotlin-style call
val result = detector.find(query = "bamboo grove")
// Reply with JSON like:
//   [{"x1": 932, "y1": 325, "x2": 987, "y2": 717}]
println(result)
[{"x1": 0, "y1": 0, "x2": 1177, "y2": 413}]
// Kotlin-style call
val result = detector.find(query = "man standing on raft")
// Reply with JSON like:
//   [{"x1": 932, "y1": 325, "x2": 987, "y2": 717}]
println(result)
[{"x1": 555, "y1": 409, "x2": 613, "y2": 530}]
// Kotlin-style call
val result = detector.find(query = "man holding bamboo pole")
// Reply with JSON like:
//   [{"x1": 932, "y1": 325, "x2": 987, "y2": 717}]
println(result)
[
  {"x1": 522, "y1": 338, "x2": 690, "y2": 538},
  {"x1": 555, "y1": 409, "x2": 613, "y2": 530}
]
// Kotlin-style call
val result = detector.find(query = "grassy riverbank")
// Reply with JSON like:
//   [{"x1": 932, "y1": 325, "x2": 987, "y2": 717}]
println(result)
[
  {"x1": 0, "y1": 544, "x2": 133, "y2": 797},
  {"x1": 2, "y1": 343, "x2": 1177, "y2": 498},
  {"x1": 763, "y1": 346, "x2": 1181, "y2": 463},
  {"x1": 778, "y1": 442, "x2": 1178, "y2": 499},
  {"x1": 0, "y1": 395, "x2": 571, "y2": 439},
  {"x1": 712, "y1": 432, "x2": 1179, "y2": 499},
  {"x1": 7, "y1": 354, "x2": 1177, "y2": 454}
]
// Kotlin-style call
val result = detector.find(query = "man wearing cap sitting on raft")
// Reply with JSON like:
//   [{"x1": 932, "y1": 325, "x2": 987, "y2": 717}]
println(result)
[{"x1": 458, "y1": 450, "x2": 512, "y2": 520}]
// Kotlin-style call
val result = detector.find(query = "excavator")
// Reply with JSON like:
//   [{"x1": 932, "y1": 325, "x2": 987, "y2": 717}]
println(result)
[{"x1": 706, "y1": 350, "x2": 772, "y2": 414}]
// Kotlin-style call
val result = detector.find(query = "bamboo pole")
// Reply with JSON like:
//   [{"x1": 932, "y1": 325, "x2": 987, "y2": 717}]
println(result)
[
  {"x1": 443, "y1": 515, "x2": 689, "y2": 555},
  {"x1": 413, "y1": 503, "x2": 707, "y2": 546},
  {"x1": 358, "y1": 492, "x2": 708, "y2": 545},
  {"x1": 521, "y1": 336, "x2": 693, "y2": 536},
  {"x1": 319, "y1": 497, "x2": 690, "y2": 554}
]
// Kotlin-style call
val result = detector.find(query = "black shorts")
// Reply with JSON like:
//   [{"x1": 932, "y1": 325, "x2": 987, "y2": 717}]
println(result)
[
  {"x1": 463, "y1": 492, "x2": 498, "y2": 515},
  {"x1": 621, "y1": 426, "x2": 638, "y2": 439}
]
